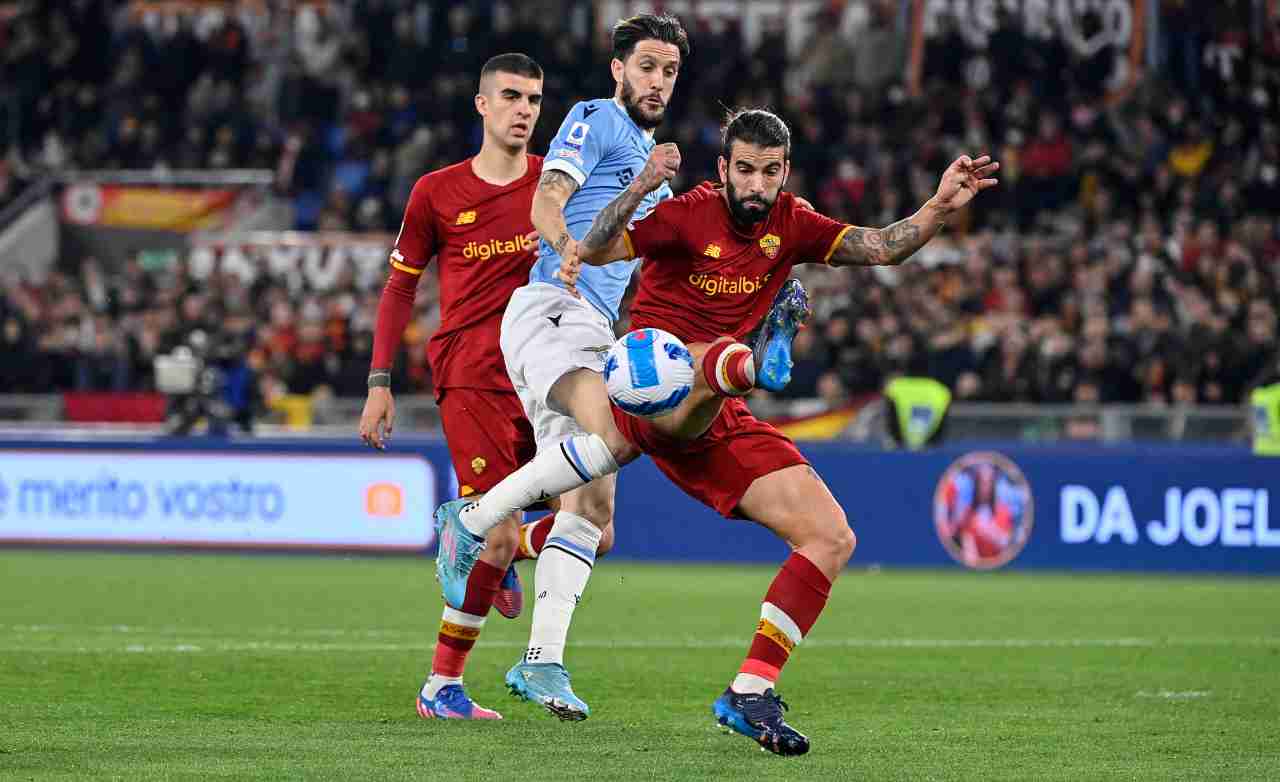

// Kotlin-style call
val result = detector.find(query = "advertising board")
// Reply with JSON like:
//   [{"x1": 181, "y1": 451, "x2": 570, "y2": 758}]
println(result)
[{"x1": 0, "y1": 450, "x2": 434, "y2": 551}]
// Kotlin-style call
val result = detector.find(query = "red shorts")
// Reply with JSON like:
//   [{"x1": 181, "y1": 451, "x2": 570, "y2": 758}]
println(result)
[
  {"x1": 612, "y1": 397, "x2": 808, "y2": 518},
  {"x1": 438, "y1": 387, "x2": 535, "y2": 497}
]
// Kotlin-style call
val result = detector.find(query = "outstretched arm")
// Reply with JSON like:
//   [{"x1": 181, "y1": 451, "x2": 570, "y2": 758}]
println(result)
[{"x1": 828, "y1": 154, "x2": 999, "y2": 267}]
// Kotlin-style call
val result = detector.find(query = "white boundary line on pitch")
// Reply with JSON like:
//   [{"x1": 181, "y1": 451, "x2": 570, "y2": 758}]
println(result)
[
  {"x1": 1136, "y1": 690, "x2": 1212, "y2": 699},
  {"x1": 1, "y1": 637, "x2": 1279, "y2": 654},
  {"x1": 4, "y1": 625, "x2": 1280, "y2": 649}
]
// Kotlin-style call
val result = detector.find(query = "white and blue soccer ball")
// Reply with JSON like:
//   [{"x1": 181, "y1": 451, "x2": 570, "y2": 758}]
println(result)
[{"x1": 604, "y1": 328, "x2": 695, "y2": 419}]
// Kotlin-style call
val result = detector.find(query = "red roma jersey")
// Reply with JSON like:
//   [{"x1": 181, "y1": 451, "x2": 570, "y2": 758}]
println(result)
[
  {"x1": 624, "y1": 183, "x2": 850, "y2": 343},
  {"x1": 391, "y1": 155, "x2": 543, "y2": 393}
]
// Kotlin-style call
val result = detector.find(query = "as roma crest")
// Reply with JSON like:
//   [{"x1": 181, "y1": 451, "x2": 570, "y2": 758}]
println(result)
[{"x1": 759, "y1": 233, "x2": 781, "y2": 259}]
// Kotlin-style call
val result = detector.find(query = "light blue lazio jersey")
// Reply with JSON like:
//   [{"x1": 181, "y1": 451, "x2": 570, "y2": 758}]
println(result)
[{"x1": 532, "y1": 98, "x2": 673, "y2": 322}]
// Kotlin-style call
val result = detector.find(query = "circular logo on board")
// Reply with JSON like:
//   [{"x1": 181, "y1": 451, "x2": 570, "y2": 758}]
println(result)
[{"x1": 934, "y1": 452, "x2": 1034, "y2": 570}]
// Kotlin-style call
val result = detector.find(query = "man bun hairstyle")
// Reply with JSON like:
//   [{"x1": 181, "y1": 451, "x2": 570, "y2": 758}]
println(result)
[
  {"x1": 611, "y1": 13, "x2": 690, "y2": 63},
  {"x1": 479, "y1": 52, "x2": 543, "y2": 88},
  {"x1": 721, "y1": 108, "x2": 791, "y2": 162}
]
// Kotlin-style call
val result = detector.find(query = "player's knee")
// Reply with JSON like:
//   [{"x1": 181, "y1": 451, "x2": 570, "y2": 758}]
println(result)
[
  {"x1": 601, "y1": 429, "x2": 640, "y2": 466},
  {"x1": 595, "y1": 522, "x2": 615, "y2": 558},
  {"x1": 812, "y1": 506, "x2": 855, "y2": 565},
  {"x1": 829, "y1": 518, "x2": 857, "y2": 565},
  {"x1": 562, "y1": 491, "x2": 615, "y2": 531},
  {"x1": 575, "y1": 495, "x2": 615, "y2": 529}
]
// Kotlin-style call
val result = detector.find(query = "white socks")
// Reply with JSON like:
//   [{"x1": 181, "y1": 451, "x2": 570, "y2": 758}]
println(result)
[
  {"x1": 731, "y1": 673, "x2": 774, "y2": 695},
  {"x1": 460, "y1": 433, "x2": 618, "y2": 538},
  {"x1": 523, "y1": 511, "x2": 603, "y2": 667},
  {"x1": 423, "y1": 674, "x2": 462, "y2": 699}
]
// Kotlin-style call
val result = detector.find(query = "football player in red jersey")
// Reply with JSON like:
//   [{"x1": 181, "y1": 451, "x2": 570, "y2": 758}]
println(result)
[
  {"x1": 543, "y1": 108, "x2": 998, "y2": 754},
  {"x1": 357, "y1": 53, "x2": 610, "y2": 721}
]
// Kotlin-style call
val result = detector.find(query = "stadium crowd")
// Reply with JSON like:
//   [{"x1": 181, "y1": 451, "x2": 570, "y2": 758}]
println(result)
[{"x1": 1, "y1": 0, "x2": 1279, "y2": 410}]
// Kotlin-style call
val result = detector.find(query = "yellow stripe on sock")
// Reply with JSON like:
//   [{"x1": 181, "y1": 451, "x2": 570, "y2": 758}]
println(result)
[
  {"x1": 439, "y1": 621, "x2": 482, "y2": 641},
  {"x1": 518, "y1": 523, "x2": 537, "y2": 559},
  {"x1": 755, "y1": 618, "x2": 796, "y2": 653}
]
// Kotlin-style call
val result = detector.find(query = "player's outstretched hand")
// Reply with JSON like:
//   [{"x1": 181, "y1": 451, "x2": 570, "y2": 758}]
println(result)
[
  {"x1": 554, "y1": 237, "x2": 582, "y2": 298},
  {"x1": 359, "y1": 387, "x2": 395, "y2": 450},
  {"x1": 933, "y1": 154, "x2": 1000, "y2": 213},
  {"x1": 636, "y1": 142, "x2": 681, "y2": 193}
]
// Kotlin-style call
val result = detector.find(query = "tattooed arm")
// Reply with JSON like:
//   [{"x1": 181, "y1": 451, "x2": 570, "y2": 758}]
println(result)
[
  {"x1": 828, "y1": 154, "x2": 1000, "y2": 267},
  {"x1": 577, "y1": 184, "x2": 649, "y2": 266},
  {"x1": 828, "y1": 211, "x2": 945, "y2": 267},
  {"x1": 564, "y1": 142, "x2": 681, "y2": 280},
  {"x1": 531, "y1": 169, "x2": 581, "y2": 259}
]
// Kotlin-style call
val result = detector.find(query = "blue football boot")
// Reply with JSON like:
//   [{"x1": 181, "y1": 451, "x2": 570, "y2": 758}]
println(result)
[
  {"x1": 416, "y1": 683, "x2": 502, "y2": 720},
  {"x1": 712, "y1": 688, "x2": 810, "y2": 756},
  {"x1": 753, "y1": 279, "x2": 811, "y2": 392},
  {"x1": 493, "y1": 564, "x2": 523, "y2": 619},
  {"x1": 434, "y1": 498, "x2": 486, "y2": 609},
  {"x1": 505, "y1": 660, "x2": 590, "y2": 721}
]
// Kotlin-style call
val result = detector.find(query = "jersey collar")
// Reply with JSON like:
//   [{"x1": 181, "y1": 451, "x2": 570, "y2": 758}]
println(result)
[{"x1": 610, "y1": 97, "x2": 656, "y2": 141}]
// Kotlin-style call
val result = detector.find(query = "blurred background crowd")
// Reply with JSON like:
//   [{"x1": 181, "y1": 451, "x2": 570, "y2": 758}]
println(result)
[{"x1": 2, "y1": 0, "x2": 1278, "y2": 412}]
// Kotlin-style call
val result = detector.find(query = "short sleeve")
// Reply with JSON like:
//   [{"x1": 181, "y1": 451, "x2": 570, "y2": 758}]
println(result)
[
  {"x1": 543, "y1": 102, "x2": 610, "y2": 187},
  {"x1": 790, "y1": 200, "x2": 853, "y2": 265},
  {"x1": 391, "y1": 176, "x2": 437, "y2": 275},
  {"x1": 623, "y1": 195, "x2": 686, "y2": 261}
]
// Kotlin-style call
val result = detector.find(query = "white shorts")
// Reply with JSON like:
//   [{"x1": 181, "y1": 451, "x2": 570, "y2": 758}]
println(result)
[{"x1": 501, "y1": 282, "x2": 615, "y2": 452}]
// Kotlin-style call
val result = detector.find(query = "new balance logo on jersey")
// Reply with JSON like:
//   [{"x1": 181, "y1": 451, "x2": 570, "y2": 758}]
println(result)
[
  {"x1": 704, "y1": 243, "x2": 722, "y2": 258},
  {"x1": 456, "y1": 210, "x2": 477, "y2": 225},
  {"x1": 462, "y1": 232, "x2": 535, "y2": 261}
]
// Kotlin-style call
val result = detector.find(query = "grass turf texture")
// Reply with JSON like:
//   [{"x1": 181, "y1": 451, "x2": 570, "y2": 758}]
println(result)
[{"x1": 0, "y1": 552, "x2": 1277, "y2": 781}]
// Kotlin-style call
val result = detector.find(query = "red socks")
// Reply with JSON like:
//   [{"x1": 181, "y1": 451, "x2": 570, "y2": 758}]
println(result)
[
  {"x1": 513, "y1": 515, "x2": 555, "y2": 561},
  {"x1": 737, "y1": 553, "x2": 832, "y2": 685},
  {"x1": 702, "y1": 340, "x2": 756, "y2": 397},
  {"x1": 430, "y1": 559, "x2": 504, "y2": 678}
]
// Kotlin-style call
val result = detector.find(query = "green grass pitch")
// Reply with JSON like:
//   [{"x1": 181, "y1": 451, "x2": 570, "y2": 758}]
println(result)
[{"x1": 1, "y1": 550, "x2": 1278, "y2": 781}]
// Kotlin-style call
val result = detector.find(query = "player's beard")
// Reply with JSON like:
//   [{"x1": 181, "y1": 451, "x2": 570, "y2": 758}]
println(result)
[
  {"x1": 620, "y1": 78, "x2": 665, "y2": 129},
  {"x1": 725, "y1": 179, "x2": 774, "y2": 227}
]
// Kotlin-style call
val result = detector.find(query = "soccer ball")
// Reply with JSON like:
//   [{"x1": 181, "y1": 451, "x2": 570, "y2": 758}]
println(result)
[{"x1": 604, "y1": 328, "x2": 695, "y2": 419}]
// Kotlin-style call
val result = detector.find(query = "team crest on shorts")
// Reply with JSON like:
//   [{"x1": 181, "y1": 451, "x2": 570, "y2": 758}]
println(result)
[
  {"x1": 759, "y1": 234, "x2": 781, "y2": 259},
  {"x1": 933, "y1": 451, "x2": 1034, "y2": 570},
  {"x1": 471, "y1": 456, "x2": 487, "y2": 475}
]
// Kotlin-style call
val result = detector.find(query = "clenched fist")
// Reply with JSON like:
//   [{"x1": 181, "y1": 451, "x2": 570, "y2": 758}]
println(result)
[{"x1": 634, "y1": 142, "x2": 681, "y2": 194}]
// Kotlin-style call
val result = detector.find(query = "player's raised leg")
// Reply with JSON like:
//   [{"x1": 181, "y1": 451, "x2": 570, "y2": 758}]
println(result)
[
  {"x1": 712, "y1": 464, "x2": 855, "y2": 756},
  {"x1": 418, "y1": 514, "x2": 520, "y2": 720},
  {"x1": 438, "y1": 365, "x2": 637, "y2": 578},
  {"x1": 690, "y1": 278, "x2": 812, "y2": 398},
  {"x1": 752, "y1": 278, "x2": 812, "y2": 391},
  {"x1": 641, "y1": 278, "x2": 811, "y2": 444}
]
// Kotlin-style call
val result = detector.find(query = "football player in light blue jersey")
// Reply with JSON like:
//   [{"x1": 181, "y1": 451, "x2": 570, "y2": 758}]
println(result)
[
  {"x1": 529, "y1": 92, "x2": 674, "y2": 321},
  {"x1": 432, "y1": 13, "x2": 689, "y2": 722}
]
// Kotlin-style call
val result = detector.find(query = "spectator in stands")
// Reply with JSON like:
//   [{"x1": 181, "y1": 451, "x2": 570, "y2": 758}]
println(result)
[{"x1": 0, "y1": 0, "x2": 1275, "y2": 412}]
